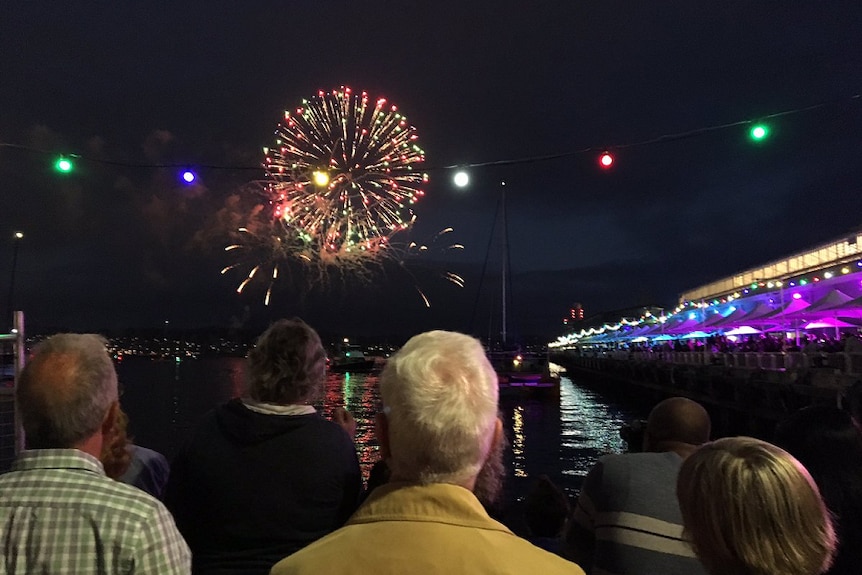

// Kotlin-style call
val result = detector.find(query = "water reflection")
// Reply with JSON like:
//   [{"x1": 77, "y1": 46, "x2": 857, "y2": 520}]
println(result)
[
  {"x1": 119, "y1": 359, "x2": 648, "y2": 499},
  {"x1": 321, "y1": 373, "x2": 646, "y2": 498},
  {"x1": 559, "y1": 377, "x2": 638, "y2": 484},
  {"x1": 511, "y1": 406, "x2": 526, "y2": 478},
  {"x1": 321, "y1": 372, "x2": 381, "y2": 481}
]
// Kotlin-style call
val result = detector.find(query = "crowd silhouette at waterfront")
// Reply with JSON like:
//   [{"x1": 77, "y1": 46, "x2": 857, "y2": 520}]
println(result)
[
  {"x1": 1, "y1": 321, "x2": 861, "y2": 575},
  {"x1": 623, "y1": 331, "x2": 862, "y2": 355}
]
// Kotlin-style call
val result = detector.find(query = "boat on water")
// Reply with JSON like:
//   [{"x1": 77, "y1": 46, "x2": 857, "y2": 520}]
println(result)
[
  {"x1": 478, "y1": 182, "x2": 559, "y2": 397},
  {"x1": 328, "y1": 345, "x2": 378, "y2": 374},
  {"x1": 490, "y1": 349, "x2": 560, "y2": 397}
]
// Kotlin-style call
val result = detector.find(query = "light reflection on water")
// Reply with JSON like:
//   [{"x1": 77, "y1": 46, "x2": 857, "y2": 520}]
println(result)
[
  {"x1": 320, "y1": 372, "x2": 382, "y2": 481},
  {"x1": 558, "y1": 377, "x2": 639, "y2": 481},
  {"x1": 118, "y1": 358, "x2": 648, "y2": 499},
  {"x1": 497, "y1": 376, "x2": 646, "y2": 500}
]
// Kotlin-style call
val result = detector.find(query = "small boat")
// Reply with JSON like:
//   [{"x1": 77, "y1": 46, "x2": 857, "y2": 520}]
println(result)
[
  {"x1": 490, "y1": 350, "x2": 560, "y2": 397},
  {"x1": 328, "y1": 345, "x2": 377, "y2": 374}
]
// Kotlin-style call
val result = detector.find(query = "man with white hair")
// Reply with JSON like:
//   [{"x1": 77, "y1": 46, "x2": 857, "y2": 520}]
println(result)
[
  {"x1": 270, "y1": 330, "x2": 583, "y2": 575},
  {"x1": 0, "y1": 334, "x2": 190, "y2": 574}
]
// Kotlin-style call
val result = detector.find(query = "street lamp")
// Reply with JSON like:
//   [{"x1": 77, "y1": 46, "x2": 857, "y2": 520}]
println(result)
[{"x1": 6, "y1": 231, "x2": 23, "y2": 329}]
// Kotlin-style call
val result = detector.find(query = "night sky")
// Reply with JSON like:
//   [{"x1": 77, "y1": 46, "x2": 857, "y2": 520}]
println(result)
[{"x1": 2, "y1": 2, "x2": 861, "y2": 342}]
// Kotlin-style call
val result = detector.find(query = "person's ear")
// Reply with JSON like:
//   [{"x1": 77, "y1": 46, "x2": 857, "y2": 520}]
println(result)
[
  {"x1": 375, "y1": 412, "x2": 391, "y2": 460},
  {"x1": 493, "y1": 417, "x2": 504, "y2": 451},
  {"x1": 101, "y1": 401, "x2": 119, "y2": 437}
]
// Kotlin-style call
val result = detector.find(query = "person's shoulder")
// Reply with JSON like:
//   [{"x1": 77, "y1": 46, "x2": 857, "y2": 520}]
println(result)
[
  {"x1": 594, "y1": 451, "x2": 680, "y2": 478},
  {"x1": 270, "y1": 531, "x2": 585, "y2": 575},
  {"x1": 306, "y1": 412, "x2": 356, "y2": 439},
  {"x1": 96, "y1": 472, "x2": 166, "y2": 505},
  {"x1": 595, "y1": 451, "x2": 640, "y2": 471},
  {"x1": 600, "y1": 450, "x2": 678, "y2": 465},
  {"x1": 269, "y1": 529, "x2": 345, "y2": 574},
  {"x1": 62, "y1": 470, "x2": 173, "y2": 523},
  {"x1": 129, "y1": 444, "x2": 169, "y2": 467},
  {"x1": 185, "y1": 402, "x2": 227, "y2": 432},
  {"x1": 505, "y1": 537, "x2": 587, "y2": 574}
]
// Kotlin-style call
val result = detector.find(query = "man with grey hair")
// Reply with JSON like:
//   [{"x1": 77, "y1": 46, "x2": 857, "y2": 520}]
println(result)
[
  {"x1": 271, "y1": 330, "x2": 584, "y2": 575},
  {"x1": 564, "y1": 396, "x2": 710, "y2": 575},
  {"x1": 0, "y1": 333, "x2": 190, "y2": 574}
]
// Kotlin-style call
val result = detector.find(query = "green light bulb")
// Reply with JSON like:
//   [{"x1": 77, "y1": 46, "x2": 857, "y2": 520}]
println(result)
[
  {"x1": 749, "y1": 124, "x2": 769, "y2": 141},
  {"x1": 55, "y1": 157, "x2": 73, "y2": 172}
]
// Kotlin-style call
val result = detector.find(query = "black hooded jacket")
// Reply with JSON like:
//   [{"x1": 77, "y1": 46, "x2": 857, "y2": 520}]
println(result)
[{"x1": 164, "y1": 398, "x2": 361, "y2": 575}]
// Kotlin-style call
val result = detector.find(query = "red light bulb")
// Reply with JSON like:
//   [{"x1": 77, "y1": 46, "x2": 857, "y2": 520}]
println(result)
[{"x1": 599, "y1": 151, "x2": 614, "y2": 168}]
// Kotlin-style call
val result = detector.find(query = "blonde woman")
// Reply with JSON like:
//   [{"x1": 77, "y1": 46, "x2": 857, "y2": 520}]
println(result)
[{"x1": 676, "y1": 437, "x2": 835, "y2": 575}]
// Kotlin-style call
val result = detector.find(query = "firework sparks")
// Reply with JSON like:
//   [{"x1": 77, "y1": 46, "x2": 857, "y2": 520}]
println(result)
[
  {"x1": 264, "y1": 86, "x2": 427, "y2": 261},
  {"x1": 225, "y1": 87, "x2": 460, "y2": 305},
  {"x1": 395, "y1": 227, "x2": 465, "y2": 307}
]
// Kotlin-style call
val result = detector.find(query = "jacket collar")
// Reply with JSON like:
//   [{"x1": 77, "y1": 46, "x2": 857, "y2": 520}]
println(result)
[{"x1": 350, "y1": 481, "x2": 513, "y2": 535}]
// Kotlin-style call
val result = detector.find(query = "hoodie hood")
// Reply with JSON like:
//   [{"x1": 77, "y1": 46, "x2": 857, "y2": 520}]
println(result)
[{"x1": 215, "y1": 397, "x2": 322, "y2": 445}]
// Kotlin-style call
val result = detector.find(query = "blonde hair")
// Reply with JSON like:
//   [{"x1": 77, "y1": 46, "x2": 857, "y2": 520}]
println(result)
[
  {"x1": 677, "y1": 437, "x2": 835, "y2": 575},
  {"x1": 379, "y1": 330, "x2": 498, "y2": 485}
]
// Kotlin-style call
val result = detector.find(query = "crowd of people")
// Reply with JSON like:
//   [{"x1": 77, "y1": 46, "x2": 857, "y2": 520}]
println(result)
[
  {"x1": 1, "y1": 319, "x2": 860, "y2": 575},
  {"x1": 615, "y1": 330, "x2": 862, "y2": 356}
]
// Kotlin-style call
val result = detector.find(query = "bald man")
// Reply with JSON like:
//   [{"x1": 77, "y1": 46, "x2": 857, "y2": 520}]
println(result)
[{"x1": 564, "y1": 397, "x2": 710, "y2": 575}]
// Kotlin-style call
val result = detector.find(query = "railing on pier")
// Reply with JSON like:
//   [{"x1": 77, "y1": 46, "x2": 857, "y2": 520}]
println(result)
[
  {"x1": 1, "y1": 311, "x2": 26, "y2": 473},
  {"x1": 551, "y1": 347, "x2": 858, "y2": 437},
  {"x1": 592, "y1": 350, "x2": 862, "y2": 375}
]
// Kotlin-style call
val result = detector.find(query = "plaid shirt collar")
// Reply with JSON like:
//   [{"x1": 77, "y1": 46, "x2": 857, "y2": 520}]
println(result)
[{"x1": 13, "y1": 448, "x2": 106, "y2": 475}]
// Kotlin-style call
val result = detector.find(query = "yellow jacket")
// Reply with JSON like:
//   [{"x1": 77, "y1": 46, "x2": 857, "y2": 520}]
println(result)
[{"x1": 271, "y1": 482, "x2": 584, "y2": 575}]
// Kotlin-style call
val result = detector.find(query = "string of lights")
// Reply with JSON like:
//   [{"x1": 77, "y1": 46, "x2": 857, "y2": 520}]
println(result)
[
  {"x1": 1, "y1": 92, "x2": 859, "y2": 180},
  {"x1": 441, "y1": 93, "x2": 861, "y2": 171}
]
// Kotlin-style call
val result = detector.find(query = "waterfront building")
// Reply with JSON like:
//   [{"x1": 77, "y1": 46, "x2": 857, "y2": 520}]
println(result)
[
  {"x1": 548, "y1": 230, "x2": 862, "y2": 436},
  {"x1": 680, "y1": 230, "x2": 862, "y2": 304},
  {"x1": 552, "y1": 229, "x2": 862, "y2": 352}
]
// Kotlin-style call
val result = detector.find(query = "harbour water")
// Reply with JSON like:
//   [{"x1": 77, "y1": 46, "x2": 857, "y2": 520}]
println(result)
[{"x1": 117, "y1": 357, "x2": 650, "y2": 500}]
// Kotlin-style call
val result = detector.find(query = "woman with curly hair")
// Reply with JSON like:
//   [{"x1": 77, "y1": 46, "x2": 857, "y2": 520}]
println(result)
[
  {"x1": 100, "y1": 406, "x2": 170, "y2": 499},
  {"x1": 164, "y1": 318, "x2": 361, "y2": 575}
]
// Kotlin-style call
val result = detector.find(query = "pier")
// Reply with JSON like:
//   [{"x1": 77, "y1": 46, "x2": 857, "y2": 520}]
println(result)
[
  {"x1": 548, "y1": 230, "x2": 862, "y2": 438},
  {"x1": 550, "y1": 349, "x2": 860, "y2": 438}
]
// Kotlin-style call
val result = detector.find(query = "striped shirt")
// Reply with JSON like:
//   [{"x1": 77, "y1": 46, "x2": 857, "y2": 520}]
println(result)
[
  {"x1": 0, "y1": 449, "x2": 190, "y2": 575},
  {"x1": 565, "y1": 451, "x2": 706, "y2": 575}
]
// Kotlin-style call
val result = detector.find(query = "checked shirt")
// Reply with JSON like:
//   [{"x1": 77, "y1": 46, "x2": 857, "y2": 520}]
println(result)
[{"x1": 0, "y1": 449, "x2": 190, "y2": 574}]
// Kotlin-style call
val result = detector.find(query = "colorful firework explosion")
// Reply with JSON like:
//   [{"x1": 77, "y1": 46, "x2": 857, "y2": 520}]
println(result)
[
  {"x1": 265, "y1": 86, "x2": 427, "y2": 260},
  {"x1": 224, "y1": 87, "x2": 461, "y2": 306}
]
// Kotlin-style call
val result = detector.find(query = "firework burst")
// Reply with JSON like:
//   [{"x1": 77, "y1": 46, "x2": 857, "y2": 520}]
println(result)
[
  {"x1": 225, "y1": 87, "x2": 460, "y2": 305},
  {"x1": 265, "y1": 86, "x2": 427, "y2": 260}
]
